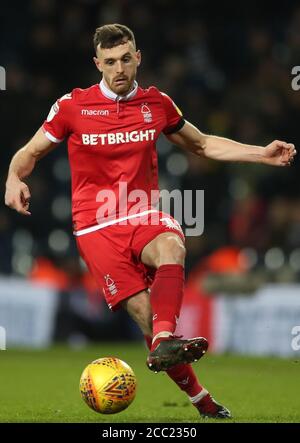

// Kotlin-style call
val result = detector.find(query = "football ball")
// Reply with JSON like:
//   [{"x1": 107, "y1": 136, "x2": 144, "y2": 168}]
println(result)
[{"x1": 79, "y1": 357, "x2": 137, "y2": 414}]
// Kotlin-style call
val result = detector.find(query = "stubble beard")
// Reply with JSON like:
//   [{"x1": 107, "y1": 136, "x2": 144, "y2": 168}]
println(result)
[{"x1": 111, "y1": 75, "x2": 135, "y2": 96}]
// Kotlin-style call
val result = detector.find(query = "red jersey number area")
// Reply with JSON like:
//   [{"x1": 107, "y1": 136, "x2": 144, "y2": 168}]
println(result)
[{"x1": 76, "y1": 211, "x2": 185, "y2": 311}]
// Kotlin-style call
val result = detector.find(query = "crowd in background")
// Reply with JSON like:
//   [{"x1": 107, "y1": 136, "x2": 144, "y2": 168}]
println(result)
[{"x1": 1, "y1": 0, "x2": 300, "y2": 288}]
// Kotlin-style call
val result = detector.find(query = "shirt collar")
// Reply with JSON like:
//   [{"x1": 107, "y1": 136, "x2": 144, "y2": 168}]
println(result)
[{"x1": 99, "y1": 79, "x2": 138, "y2": 101}]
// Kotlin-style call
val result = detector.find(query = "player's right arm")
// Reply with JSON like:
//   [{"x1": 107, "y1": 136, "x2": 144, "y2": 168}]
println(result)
[
  {"x1": 5, "y1": 91, "x2": 72, "y2": 216},
  {"x1": 5, "y1": 127, "x2": 57, "y2": 215}
]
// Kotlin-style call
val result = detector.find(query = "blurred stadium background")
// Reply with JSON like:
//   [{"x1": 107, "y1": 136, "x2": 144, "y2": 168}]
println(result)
[{"x1": 0, "y1": 0, "x2": 300, "y2": 422}]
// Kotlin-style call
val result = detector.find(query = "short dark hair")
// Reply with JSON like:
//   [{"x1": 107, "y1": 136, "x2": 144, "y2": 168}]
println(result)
[{"x1": 93, "y1": 24, "x2": 136, "y2": 53}]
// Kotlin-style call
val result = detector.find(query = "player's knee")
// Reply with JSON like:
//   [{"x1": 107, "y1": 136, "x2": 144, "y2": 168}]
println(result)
[{"x1": 157, "y1": 236, "x2": 186, "y2": 267}]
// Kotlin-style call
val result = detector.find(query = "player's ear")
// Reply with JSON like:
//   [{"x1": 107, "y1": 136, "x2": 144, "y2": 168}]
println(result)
[
  {"x1": 136, "y1": 50, "x2": 141, "y2": 67},
  {"x1": 93, "y1": 56, "x2": 102, "y2": 73}
]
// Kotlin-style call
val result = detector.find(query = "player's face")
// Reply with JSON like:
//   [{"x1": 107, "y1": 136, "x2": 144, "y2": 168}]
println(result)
[{"x1": 94, "y1": 41, "x2": 141, "y2": 95}]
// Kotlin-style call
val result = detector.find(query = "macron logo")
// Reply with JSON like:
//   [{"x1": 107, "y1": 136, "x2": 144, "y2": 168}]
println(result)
[{"x1": 81, "y1": 109, "x2": 109, "y2": 116}]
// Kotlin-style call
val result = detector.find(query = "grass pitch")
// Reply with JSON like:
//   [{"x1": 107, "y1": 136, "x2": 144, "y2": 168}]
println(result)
[{"x1": 0, "y1": 343, "x2": 299, "y2": 423}]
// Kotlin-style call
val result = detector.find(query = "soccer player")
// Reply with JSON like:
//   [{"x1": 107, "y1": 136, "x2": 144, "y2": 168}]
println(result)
[{"x1": 5, "y1": 24, "x2": 296, "y2": 419}]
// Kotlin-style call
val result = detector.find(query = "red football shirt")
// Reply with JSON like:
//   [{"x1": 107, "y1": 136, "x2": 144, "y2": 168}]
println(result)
[{"x1": 42, "y1": 80, "x2": 184, "y2": 234}]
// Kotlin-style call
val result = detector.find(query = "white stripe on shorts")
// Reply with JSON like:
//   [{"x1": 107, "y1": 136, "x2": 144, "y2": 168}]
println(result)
[{"x1": 73, "y1": 209, "x2": 159, "y2": 236}]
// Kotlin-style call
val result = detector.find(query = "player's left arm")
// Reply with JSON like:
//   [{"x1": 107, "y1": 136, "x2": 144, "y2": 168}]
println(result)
[{"x1": 166, "y1": 120, "x2": 297, "y2": 166}]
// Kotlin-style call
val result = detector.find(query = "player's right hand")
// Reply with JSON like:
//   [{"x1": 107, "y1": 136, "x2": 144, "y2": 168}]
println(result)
[{"x1": 5, "y1": 178, "x2": 31, "y2": 216}]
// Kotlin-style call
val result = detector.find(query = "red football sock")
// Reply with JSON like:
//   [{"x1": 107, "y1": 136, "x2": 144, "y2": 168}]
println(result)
[
  {"x1": 150, "y1": 264, "x2": 184, "y2": 350},
  {"x1": 144, "y1": 335, "x2": 204, "y2": 398},
  {"x1": 166, "y1": 364, "x2": 205, "y2": 397}
]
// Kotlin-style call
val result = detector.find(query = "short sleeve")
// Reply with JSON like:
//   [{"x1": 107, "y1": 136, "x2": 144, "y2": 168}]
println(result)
[
  {"x1": 42, "y1": 92, "x2": 72, "y2": 143},
  {"x1": 160, "y1": 92, "x2": 185, "y2": 135}
]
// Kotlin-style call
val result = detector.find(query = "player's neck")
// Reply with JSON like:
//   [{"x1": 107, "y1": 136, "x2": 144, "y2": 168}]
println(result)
[{"x1": 100, "y1": 78, "x2": 138, "y2": 101}]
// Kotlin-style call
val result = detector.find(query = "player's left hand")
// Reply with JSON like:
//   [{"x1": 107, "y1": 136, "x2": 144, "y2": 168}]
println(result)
[{"x1": 263, "y1": 140, "x2": 297, "y2": 166}]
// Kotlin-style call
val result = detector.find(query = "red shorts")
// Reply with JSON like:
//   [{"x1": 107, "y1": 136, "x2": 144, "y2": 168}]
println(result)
[{"x1": 76, "y1": 211, "x2": 185, "y2": 311}]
